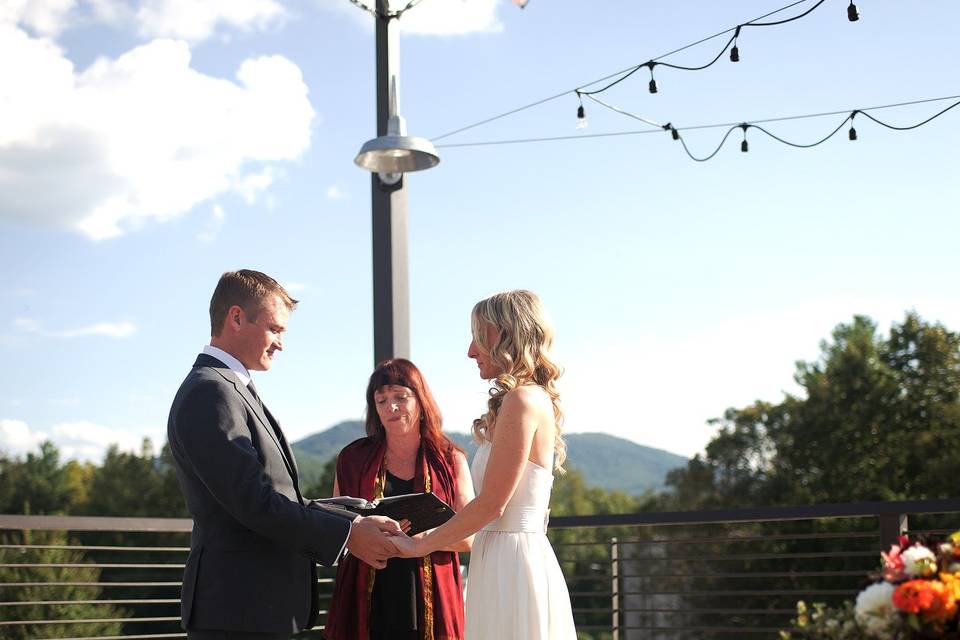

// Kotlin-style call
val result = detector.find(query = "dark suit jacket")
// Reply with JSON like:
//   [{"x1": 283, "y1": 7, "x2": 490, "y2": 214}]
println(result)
[{"x1": 167, "y1": 353, "x2": 353, "y2": 635}]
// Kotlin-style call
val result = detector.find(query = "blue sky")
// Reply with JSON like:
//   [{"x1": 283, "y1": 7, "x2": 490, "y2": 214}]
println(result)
[{"x1": 2, "y1": 0, "x2": 959, "y2": 463}]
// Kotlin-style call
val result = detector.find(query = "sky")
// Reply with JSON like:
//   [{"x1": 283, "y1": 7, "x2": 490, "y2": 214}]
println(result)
[{"x1": 2, "y1": 0, "x2": 959, "y2": 464}]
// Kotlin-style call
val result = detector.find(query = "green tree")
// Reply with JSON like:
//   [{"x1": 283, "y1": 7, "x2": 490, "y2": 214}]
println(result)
[
  {"x1": 0, "y1": 442, "x2": 79, "y2": 515},
  {"x1": 83, "y1": 439, "x2": 187, "y2": 518},
  {"x1": 548, "y1": 467, "x2": 640, "y2": 640},
  {"x1": 0, "y1": 530, "x2": 126, "y2": 639},
  {"x1": 301, "y1": 455, "x2": 338, "y2": 499},
  {"x1": 662, "y1": 312, "x2": 960, "y2": 508}
]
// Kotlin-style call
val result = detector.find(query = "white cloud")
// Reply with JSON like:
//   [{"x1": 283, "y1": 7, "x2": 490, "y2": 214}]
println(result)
[
  {"x1": 132, "y1": 0, "x2": 286, "y2": 42},
  {"x1": 0, "y1": 27, "x2": 315, "y2": 240},
  {"x1": 13, "y1": 317, "x2": 137, "y2": 338},
  {"x1": 325, "y1": 184, "x2": 347, "y2": 200},
  {"x1": 13, "y1": 317, "x2": 42, "y2": 333},
  {"x1": 0, "y1": 417, "x2": 162, "y2": 462},
  {"x1": 16, "y1": 0, "x2": 287, "y2": 44},
  {"x1": 398, "y1": 0, "x2": 504, "y2": 36},
  {"x1": 53, "y1": 321, "x2": 137, "y2": 338},
  {"x1": 0, "y1": 0, "x2": 77, "y2": 37},
  {"x1": 234, "y1": 167, "x2": 278, "y2": 205},
  {"x1": 197, "y1": 203, "x2": 225, "y2": 243},
  {"x1": 315, "y1": 0, "x2": 506, "y2": 36},
  {"x1": 0, "y1": 418, "x2": 48, "y2": 456},
  {"x1": 52, "y1": 420, "x2": 148, "y2": 460}
]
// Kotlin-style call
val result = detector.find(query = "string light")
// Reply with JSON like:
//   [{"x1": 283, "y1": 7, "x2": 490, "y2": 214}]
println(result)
[
  {"x1": 434, "y1": 96, "x2": 960, "y2": 165},
  {"x1": 576, "y1": 92, "x2": 588, "y2": 129},
  {"x1": 847, "y1": 1, "x2": 860, "y2": 22},
  {"x1": 432, "y1": 1, "x2": 850, "y2": 143},
  {"x1": 730, "y1": 26, "x2": 741, "y2": 62},
  {"x1": 647, "y1": 63, "x2": 659, "y2": 94},
  {"x1": 848, "y1": 110, "x2": 858, "y2": 140}
]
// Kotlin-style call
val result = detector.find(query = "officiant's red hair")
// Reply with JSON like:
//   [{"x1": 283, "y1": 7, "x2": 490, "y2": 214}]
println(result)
[{"x1": 365, "y1": 358, "x2": 461, "y2": 456}]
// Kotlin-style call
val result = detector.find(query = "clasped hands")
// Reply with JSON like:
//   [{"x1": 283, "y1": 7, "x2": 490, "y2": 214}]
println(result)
[{"x1": 344, "y1": 515, "x2": 425, "y2": 569}]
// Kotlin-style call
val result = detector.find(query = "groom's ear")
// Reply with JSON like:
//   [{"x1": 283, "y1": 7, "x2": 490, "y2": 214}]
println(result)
[{"x1": 225, "y1": 304, "x2": 245, "y2": 333}]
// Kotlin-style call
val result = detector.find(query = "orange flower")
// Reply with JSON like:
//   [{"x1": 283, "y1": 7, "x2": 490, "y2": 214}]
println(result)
[
  {"x1": 940, "y1": 572, "x2": 960, "y2": 601},
  {"x1": 893, "y1": 580, "x2": 936, "y2": 614},
  {"x1": 922, "y1": 580, "x2": 958, "y2": 623}
]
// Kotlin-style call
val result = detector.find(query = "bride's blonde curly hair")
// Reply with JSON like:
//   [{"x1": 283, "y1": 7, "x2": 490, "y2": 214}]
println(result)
[{"x1": 470, "y1": 290, "x2": 566, "y2": 472}]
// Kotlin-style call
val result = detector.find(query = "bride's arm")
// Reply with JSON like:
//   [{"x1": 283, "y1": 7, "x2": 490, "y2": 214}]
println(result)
[
  {"x1": 433, "y1": 449, "x2": 476, "y2": 552},
  {"x1": 392, "y1": 388, "x2": 542, "y2": 557}
]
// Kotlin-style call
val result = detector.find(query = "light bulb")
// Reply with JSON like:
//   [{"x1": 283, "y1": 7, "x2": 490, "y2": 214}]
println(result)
[
  {"x1": 848, "y1": 126, "x2": 857, "y2": 141},
  {"x1": 847, "y1": 1, "x2": 859, "y2": 21},
  {"x1": 576, "y1": 105, "x2": 587, "y2": 130},
  {"x1": 648, "y1": 78, "x2": 658, "y2": 94},
  {"x1": 730, "y1": 44, "x2": 740, "y2": 62}
]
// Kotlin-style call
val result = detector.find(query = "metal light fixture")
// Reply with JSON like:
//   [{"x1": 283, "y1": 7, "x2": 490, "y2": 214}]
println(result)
[
  {"x1": 355, "y1": 112, "x2": 439, "y2": 185},
  {"x1": 354, "y1": 59, "x2": 439, "y2": 185}
]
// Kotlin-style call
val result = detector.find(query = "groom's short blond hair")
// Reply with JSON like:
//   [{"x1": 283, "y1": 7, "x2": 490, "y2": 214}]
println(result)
[{"x1": 209, "y1": 270, "x2": 298, "y2": 337}]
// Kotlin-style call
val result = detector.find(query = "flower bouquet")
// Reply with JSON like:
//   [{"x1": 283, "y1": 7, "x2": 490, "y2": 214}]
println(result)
[{"x1": 782, "y1": 531, "x2": 960, "y2": 639}]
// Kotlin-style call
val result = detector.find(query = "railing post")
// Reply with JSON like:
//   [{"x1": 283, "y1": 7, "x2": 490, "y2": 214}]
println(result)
[
  {"x1": 611, "y1": 536, "x2": 620, "y2": 640},
  {"x1": 879, "y1": 512, "x2": 908, "y2": 551}
]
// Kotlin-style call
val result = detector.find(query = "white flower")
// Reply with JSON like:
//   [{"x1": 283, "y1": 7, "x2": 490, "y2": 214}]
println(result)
[
  {"x1": 902, "y1": 545, "x2": 937, "y2": 577},
  {"x1": 854, "y1": 582, "x2": 898, "y2": 639}
]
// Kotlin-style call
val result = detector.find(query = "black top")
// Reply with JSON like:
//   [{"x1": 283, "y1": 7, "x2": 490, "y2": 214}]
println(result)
[{"x1": 369, "y1": 471, "x2": 419, "y2": 633}]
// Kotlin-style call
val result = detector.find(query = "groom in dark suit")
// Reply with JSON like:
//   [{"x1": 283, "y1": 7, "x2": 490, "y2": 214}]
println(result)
[{"x1": 168, "y1": 269, "x2": 399, "y2": 640}]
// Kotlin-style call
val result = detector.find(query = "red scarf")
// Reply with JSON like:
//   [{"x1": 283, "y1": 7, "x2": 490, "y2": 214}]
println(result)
[{"x1": 324, "y1": 437, "x2": 464, "y2": 640}]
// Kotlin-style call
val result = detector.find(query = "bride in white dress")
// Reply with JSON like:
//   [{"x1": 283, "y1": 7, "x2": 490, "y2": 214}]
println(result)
[{"x1": 390, "y1": 290, "x2": 576, "y2": 639}]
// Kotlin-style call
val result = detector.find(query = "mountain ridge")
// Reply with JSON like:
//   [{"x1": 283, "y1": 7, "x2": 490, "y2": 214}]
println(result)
[{"x1": 292, "y1": 421, "x2": 687, "y2": 496}]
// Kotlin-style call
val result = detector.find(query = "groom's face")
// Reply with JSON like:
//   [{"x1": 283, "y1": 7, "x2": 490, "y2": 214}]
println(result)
[{"x1": 235, "y1": 295, "x2": 289, "y2": 372}]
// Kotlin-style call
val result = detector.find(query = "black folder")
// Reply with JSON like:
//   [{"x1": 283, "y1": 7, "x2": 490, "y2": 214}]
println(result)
[{"x1": 311, "y1": 493, "x2": 455, "y2": 536}]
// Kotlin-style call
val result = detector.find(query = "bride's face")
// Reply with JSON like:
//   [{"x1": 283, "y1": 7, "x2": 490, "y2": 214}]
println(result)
[
  {"x1": 373, "y1": 384, "x2": 421, "y2": 434},
  {"x1": 468, "y1": 323, "x2": 501, "y2": 380}
]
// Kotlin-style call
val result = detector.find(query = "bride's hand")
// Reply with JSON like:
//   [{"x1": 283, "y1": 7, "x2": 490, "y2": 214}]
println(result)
[{"x1": 388, "y1": 532, "x2": 424, "y2": 558}]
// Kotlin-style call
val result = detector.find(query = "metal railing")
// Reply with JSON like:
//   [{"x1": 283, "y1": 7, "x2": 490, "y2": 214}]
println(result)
[
  {"x1": 548, "y1": 498, "x2": 960, "y2": 639},
  {"x1": 2, "y1": 499, "x2": 959, "y2": 639}
]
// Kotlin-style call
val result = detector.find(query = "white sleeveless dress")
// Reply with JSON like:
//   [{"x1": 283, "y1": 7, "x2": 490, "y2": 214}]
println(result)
[{"x1": 464, "y1": 442, "x2": 577, "y2": 639}]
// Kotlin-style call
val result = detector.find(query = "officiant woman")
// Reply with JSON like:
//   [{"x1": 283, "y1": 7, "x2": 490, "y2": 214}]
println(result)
[{"x1": 324, "y1": 358, "x2": 474, "y2": 640}]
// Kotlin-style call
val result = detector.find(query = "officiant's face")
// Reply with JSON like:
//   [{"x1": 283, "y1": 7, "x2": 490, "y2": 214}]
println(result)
[{"x1": 374, "y1": 385, "x2": 421, "y2": 434}]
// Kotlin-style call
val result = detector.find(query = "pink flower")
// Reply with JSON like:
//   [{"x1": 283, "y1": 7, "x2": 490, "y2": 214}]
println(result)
[{"x1": 883, "y1": 544, "x2": 906, "y2": 582}]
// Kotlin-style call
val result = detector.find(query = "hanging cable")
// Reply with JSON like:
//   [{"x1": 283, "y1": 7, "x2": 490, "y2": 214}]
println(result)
[
  {"x1": 431, "y1": 0, "x2": 811, "y2": 141},
  {"x1": 434, "y1": 95, "x2": 960, "y2": 164},
  {"x1": 583, "y1": 94, "x2": 663, "y2": 128}
]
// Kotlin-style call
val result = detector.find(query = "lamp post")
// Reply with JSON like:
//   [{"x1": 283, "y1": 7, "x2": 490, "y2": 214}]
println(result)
[{"x1": 354, "y1": 0, "x2": 439, "y2": 366}]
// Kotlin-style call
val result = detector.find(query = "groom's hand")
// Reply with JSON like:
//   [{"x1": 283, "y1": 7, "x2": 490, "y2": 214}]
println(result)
[{"x1": 346, "y1": 515, "x2": 402, "y2": 569}]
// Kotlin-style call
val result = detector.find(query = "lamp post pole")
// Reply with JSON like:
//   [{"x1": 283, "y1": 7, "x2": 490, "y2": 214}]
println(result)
[{"x1": 371, "y1": 1, "x2": 409, "y2": 366}]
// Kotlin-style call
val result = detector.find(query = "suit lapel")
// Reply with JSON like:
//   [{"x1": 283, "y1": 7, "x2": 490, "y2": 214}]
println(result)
[{"x1": 200, "y1": 358, "x2": 299, "y2": 490}]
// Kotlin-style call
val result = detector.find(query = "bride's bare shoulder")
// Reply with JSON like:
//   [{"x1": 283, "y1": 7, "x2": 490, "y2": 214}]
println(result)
[{"x1": 503, "y1": 385, "x2": 552, "y2": 412}]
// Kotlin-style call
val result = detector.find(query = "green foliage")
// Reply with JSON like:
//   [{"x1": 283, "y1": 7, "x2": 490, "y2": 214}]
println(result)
[
  {"x1": 0, "y1": 530, "x2": 126, "y2": 639},
  {"x1": 548, "y1": 468, "x2": 640, "y2": 640},
  {"x1": 0, "y1": 442, "x2": 85, "y2": 515},
  {"x1": 82, "y1": 440, "x2": 186, "y2": 518},
  {"x1": 300, "y1": 455, "x2": 337, "y2": 499},
  {"x1": 661, "y1": 312, "x2": 960, "y2": 508},
  {"x1": 779, "y1": 601, "x2": 862, "y2": 640}
]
